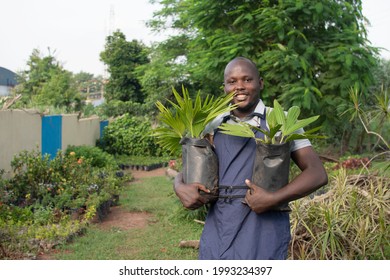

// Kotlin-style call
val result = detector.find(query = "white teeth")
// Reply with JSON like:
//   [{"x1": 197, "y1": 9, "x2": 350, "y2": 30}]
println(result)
[{"x1": 235, "y1": 94, "x2": 247, "y2": 101}]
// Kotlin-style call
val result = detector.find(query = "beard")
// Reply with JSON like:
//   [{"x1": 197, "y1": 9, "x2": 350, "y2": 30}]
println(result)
[{"x1": 234, "y1": 98, "x2": 259, "y2": 114}]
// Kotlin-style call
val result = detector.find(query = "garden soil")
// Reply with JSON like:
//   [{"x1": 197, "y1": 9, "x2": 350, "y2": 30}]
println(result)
[{"x1": 36, "y1": 167, "x2": 167, "y2": 260}]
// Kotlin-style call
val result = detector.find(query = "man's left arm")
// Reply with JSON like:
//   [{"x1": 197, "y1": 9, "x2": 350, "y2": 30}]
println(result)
[{"x1": 244, "y1": 146, "x2": 328, "y2": 213}]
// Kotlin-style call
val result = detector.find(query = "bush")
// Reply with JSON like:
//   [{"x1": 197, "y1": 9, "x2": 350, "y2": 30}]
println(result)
[
  {"x1": 290, "y1": 170, "x2": 390, "y2": 260},
  {"x1": 66, "y1": 145, "x2": 118, "y2": 169},
  {"x1": 0, "y1": 148, "x2": 127, "y2": 259},
  {"x1": 98, "y1": 114, "x2": 165, "y2": 157},
  {"x1": 115, "y1": 154, "x2": 169, "y2": 170},
  {"x1": 3, "y1": 148, "x2": 124, "y2": 211}
]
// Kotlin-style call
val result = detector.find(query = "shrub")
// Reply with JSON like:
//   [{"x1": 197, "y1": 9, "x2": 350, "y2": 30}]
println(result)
[
  {"x1": 1, "y1": 148, "x2": 124, "y2": 217},
  {"x1": 66, "y1": 145, "x2": 118, "y2": 169},
  {"x1": 290, "y1": 170, "x2": 389, "y2": 260},
  {"x1": 115, "y1": 154, "x2": 169, "y2": 170},
  {"x1": 99, "y1": 114, "x2": 165, "y2": 156},
  {"x1": 0, "y1": 148, "x2": 127, "y2": 259}
]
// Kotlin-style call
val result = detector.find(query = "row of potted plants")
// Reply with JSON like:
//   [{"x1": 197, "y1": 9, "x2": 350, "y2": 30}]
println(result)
[{"x1": 115, "y1": 155, "x2": 171, "y2": 171}]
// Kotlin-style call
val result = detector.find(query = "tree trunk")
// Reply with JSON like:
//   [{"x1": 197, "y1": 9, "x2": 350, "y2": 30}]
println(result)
[{"x1": 341, "y1": 130, "x2": 352, "y2": 155}]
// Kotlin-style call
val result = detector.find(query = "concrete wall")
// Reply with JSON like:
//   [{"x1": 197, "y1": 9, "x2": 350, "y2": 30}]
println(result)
[
  {"x1": 0, "y1": 110, "x2": 104, "y2": 176},
  {"x1": 62, "y1": 114, "x2": 101, "y2": 149},
  {"x1": 0, "y1": 110, "x2": 41, "y2": 175}
]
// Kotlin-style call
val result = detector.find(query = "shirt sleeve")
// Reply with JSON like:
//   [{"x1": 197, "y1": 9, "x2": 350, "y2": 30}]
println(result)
[{"x1": 290, "y1": 128, "x2": 311, "y2": 152}]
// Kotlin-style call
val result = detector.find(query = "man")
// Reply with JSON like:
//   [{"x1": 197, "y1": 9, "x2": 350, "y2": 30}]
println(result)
[{"x1": 174, "y1": 57, "x2": 328, "y2": 259}]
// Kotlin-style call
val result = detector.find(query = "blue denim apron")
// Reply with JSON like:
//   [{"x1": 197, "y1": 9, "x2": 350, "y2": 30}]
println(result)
[{"x1": 198, "y1": 116, "x2": 291, "y2": 260}]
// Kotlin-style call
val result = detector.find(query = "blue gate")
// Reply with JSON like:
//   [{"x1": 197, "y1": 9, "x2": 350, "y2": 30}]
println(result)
[{"x1": 41, "y1": 115, "x2": 62, "y2": 159}]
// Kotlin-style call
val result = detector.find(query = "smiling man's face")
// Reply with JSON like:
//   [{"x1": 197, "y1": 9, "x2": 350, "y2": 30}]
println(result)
[{"x1": 224, "y1": 58, "x2": 263, "y2": 118}]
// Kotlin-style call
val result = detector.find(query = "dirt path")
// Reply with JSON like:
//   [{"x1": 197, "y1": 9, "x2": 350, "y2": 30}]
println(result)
[
  {"x1": 37, "y1": 167, "x2": 168, "y2": 259},
  {"x1": 97, "y1": 167, "x2": 167, "y2": 230},
  {"x1": 131, "y1": 167, "x2": 167, "y2": 179}
]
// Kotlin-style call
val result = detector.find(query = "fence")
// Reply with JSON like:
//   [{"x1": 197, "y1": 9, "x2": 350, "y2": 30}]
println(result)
[{"x1": 0, "y1": 109, "x2": 108, "y2": 175}]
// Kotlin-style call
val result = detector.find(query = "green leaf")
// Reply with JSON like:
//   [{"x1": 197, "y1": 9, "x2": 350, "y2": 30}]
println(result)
[
  {"x1": 276, "y1": 43, "x2": 287, "y2": 51},
  {"x1": 218, "y1": 122, "x2": 255, "y2": 138},
  {"x1": 283, "y1": 115, "x2": 319, "y2": 136},
  {"x1": 154, "y1": 86, "x2": 237, "y2": 153},
  {"x1": 285, "y1": 106, "x2": 300, "y2": 132},
  {"x1": 272, "y1": 99, "x2": 286, "y2": 127},
  {"x1": 218, "y1": 98, "x2": 321, "y2": 144},
  {"x1": 315, "y1": 3, "x2": 323, "y2": 14}
]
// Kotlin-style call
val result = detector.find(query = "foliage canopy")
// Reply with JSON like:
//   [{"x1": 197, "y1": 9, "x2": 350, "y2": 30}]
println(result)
[
  {"x1": 100, "y1": 30, "x2": 150, "y2": 103},
  {"x1": 13, "y1": 49, "x2": 83, "y2": 111},
  {"x1": 147, "y1": 0, "x2": 379, "y2": 143}
]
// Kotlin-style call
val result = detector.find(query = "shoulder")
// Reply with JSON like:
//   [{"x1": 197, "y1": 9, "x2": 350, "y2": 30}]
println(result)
[{"x1": 202, "y1": 111, "x2": 230, "y2": 136}]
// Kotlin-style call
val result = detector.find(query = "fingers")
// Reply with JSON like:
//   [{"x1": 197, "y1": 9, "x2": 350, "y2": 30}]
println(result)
[
  {"x1": 197, "y1": 184, "x2": 210, "y2": 194},
  {"x1": 180, "y1": 183, "x2": 210, "y2": 209},
  {"x1": 242, "y1": 197, "x2": 250, "y2": 207},
  {"x1": 245, "y1": 179, "x2": 257, "y2": 195}
]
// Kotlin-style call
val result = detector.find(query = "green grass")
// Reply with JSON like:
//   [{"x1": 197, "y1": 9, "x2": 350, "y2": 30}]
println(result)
[
  {"x1": 52, "y1": 176, "x2": 203, "y2": 260},
  {"x1": 48, "y1": 165, "x2": 390, "y2": 260}
]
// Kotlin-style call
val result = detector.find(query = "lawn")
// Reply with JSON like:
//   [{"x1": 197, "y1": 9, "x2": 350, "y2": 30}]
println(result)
[{"x1": 50, "y1": 175, "x2": 203, "y2": 260}]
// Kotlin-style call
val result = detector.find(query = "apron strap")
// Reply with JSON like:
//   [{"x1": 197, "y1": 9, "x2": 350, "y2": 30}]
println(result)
[{"x1": 218, "y1": 185, "x2": 249, "y2": 202}]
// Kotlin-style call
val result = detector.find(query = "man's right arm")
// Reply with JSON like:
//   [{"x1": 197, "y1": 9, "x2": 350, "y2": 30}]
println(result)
[{"x1": 173, "y1": 172, "x2": 210, "y2": 210}]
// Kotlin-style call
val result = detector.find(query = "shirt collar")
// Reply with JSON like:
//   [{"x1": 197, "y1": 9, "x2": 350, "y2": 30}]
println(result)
[
  {"x1": 202, "y1": 99, "x2": 267, "y2": 136},
  {"x1": 226, "y1": 99, "x2": 266, "y2": 122}
]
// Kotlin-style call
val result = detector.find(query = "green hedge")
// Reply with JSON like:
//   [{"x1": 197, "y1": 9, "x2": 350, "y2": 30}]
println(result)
[{"x1": 98, "y1": 114, "x2": 165, "y2": 157}]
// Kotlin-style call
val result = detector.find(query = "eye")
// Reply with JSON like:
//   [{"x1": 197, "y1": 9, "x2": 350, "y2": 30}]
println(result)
[
  {"x1": 227, "y1": 80, "x2": 236, "y2": 85},
  {"x1": 245, "y1": 78, "x2": 253, "y2": 83}
]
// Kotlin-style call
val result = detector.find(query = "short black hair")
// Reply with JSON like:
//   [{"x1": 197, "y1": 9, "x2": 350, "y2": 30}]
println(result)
[{"x1": 224, "y1": 57, "x2": 260, "y2": 80}]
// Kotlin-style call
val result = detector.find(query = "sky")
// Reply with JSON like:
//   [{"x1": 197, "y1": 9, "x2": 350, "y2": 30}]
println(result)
[{"x1": 1, "y1": 0, "x2": 390, "y2": 77}]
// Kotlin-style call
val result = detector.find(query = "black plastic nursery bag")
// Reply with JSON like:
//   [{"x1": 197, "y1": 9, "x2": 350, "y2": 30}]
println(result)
[
  {"x1": 252, "y1": 141, "x2": 291, "y2": 211},
  {"x1": 180, "y1": 137, "x2": 219, "y2": 202}
]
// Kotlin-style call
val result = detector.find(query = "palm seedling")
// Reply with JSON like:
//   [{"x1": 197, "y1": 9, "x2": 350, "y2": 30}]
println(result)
[
  {"x1": 154, "y1": 86, "x2": 237, "y2": 154},
  {"x1": 217, "y1": 99, "x2": 324, "y2": 210},
  {"x1": 154, "y1": 86, "x2": 238, "y2": 197},
  {"x1": 218, "y1": 99, "x2": 322, "y2": 144}
]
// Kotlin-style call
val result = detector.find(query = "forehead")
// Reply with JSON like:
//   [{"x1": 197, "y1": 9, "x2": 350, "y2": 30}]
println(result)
[{"x1": 224, "y1": 60, "x2": 258, "y2": 80}]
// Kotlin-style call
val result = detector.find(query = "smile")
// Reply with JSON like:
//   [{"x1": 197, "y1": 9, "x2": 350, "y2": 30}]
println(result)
[{"x1": 234, "y1": 93, "x2": 248, "y2": 101}]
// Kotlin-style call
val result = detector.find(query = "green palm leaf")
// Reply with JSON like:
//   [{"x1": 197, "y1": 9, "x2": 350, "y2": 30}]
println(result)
[
  {"x1": 218, "y1": 99, "x2": 322, "y2": 144},
  {"x1": 154, "y1": 86, "x2": 237, "y2": 154},
  {"x1": 285, "y1": 106, "x2": 300, "y2": 131},
  {"x1": 282, "y1": 116, "x2": 320, "y2": 138},
  {"x1": 218, "y1": 122, "x2": 256, "y2": 138},
  {"x1": 272, "y1": 99, "x2": 287, "y2": 128}
]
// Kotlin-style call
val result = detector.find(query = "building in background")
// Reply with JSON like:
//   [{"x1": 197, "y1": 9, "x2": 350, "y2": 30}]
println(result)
[{"x1": 0, "y1": 66, "x2": 18, "y2": 96}]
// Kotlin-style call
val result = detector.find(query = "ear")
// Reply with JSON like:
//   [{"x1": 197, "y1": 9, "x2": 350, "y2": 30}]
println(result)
[{"x1": 259, "y1": 77, "x2": 264, "y2": 90}]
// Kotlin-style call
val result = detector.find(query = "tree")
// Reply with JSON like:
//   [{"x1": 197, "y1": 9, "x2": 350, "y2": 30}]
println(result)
[
  {"x1": 37, "y1": 70, "x2": 81, "y2": 109},
  {"x1": 135, "y1": 34, "x2": 199, "y2": 115},
  {"x1": 371, "y1": 58, "x2": 390, "y2": 93},
  {"x1": 100, "y1": 30, "x2": 150, "y2": 103},
  {"x1": 146, "y1": 0, "x2": 379, "y2": 148},
  {"x1": 73, "y1": 71, "x2": 95, "y2": 95},
  {"x1": 14, "y1": 48, "x2": 82, "y2": 111}
]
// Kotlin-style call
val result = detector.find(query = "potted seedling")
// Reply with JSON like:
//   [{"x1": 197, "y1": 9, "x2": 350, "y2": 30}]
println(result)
[
  {"x1": 154, "y1": 86, "x2": 237, "y2": 201},
  {"x1": 218, "y1": 99, "x2": 322, "y2": 210}
]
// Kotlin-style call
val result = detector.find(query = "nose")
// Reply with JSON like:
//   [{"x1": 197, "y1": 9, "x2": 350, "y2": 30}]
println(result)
[{"x1": 234, "y1": 80, "x2": 245, "y2": 91}]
